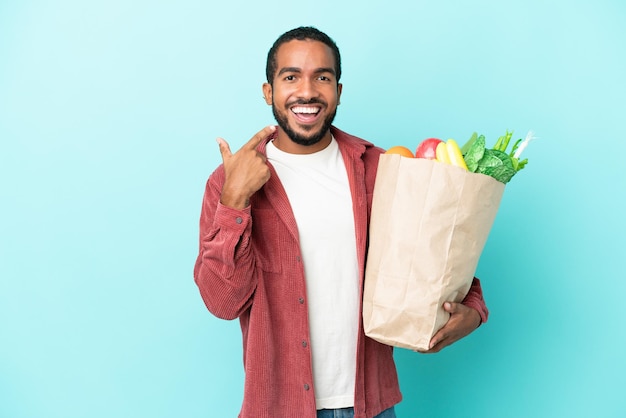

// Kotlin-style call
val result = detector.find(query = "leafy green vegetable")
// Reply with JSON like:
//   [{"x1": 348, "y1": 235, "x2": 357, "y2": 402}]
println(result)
[
  {"x1": 463, "y1": 134, "x2": 486, "y2": 172},
  {"x1": 460, "y1": 132, "x2": 478, "y2": 155},
  {"x1": 461, "y1": 130, "x2": 535, "y2": 184},
  {"x1": 476, "y1": 149, "x2": 516, "y2": 184}
]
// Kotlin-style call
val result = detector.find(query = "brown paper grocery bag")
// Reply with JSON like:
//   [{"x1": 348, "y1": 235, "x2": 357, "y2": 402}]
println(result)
[{"x1": 363, "y1": 154, "x2": 505, "y2": 351}]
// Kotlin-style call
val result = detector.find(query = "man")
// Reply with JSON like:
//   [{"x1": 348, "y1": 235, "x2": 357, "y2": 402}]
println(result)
[{"x1": 194, "y1": 26, "x2": 488, "y2": 418}]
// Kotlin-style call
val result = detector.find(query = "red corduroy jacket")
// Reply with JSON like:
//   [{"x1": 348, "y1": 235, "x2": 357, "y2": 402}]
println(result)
[{"x1": 194, "y1": 126, "x2": 489, "y2": 418}]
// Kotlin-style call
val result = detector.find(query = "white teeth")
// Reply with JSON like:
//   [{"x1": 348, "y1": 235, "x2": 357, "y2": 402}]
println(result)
[{"x1": 292, "y1": 106, "x2": 320, "y2": 114}]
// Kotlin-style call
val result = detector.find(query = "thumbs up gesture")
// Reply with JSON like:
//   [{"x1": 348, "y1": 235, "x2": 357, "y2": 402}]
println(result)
[{"x1": 217, "y1": 125, "x2": 276, "y2": 209}]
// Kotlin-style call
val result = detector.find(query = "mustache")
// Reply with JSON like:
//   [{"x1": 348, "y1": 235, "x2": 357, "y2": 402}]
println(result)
[{"x1": 288, "y1": 98, "x2": 327, "y2": 106}]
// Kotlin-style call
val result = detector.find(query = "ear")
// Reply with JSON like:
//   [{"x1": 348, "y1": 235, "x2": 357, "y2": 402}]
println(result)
[
  {"x1": 337, "y1": 83, "x2": 343, "y2": 105},
  {"x1": 262, "y1": 83, "x2": 273, "y2": 105}
]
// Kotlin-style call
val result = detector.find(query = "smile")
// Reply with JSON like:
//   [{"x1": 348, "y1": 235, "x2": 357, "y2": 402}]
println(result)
[
  {"x1": 291, "y1": 106, "x2": 320, "y2": 114},
  {"x1": 290, "y1": 106, "x2": 322, "y2": 123}
]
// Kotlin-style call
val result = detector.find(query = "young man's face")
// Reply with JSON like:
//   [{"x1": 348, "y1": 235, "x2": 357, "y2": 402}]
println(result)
[{"x1": 263, "y1": 39, "x2": 342, "y2": 151}]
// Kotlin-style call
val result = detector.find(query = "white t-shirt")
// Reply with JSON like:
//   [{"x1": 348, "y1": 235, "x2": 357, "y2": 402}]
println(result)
[{"x1": 266, "y1": 137, "x2": 359, "y2": 409}]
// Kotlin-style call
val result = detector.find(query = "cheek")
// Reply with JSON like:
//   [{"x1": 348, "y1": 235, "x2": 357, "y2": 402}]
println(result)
[
  {"x1": 324, "y1": 87, "x2": 340, "y2": 103},
  {"x1": 271, "y1": 90, "x2": 289, "y2": 106}
]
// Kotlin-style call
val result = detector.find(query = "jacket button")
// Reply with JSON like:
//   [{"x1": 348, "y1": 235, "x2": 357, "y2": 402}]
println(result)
[
  {"x1": 302, "y1": 340, "x2": 307, "y2": 348},
  {"x1": 235, "y1": 217, "x2": 243, "y2": 224},
  {"x1": 298, "y1": 297, "x2": 304, "y2": 304},
  {"x1": 304, "y1": 383, "x2": 310, "y2": 391},
  {"x1": 296, "y1": 255, "x2": 301, "y2": 262}
]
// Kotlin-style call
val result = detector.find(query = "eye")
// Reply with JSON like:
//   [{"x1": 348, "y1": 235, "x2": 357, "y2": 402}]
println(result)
[
  {"x1": 318, "y1": 74, "x2": 336, "y2": 83},
  {"x1": 284, "y1": 75, "x2": 296, "y2": 81}
]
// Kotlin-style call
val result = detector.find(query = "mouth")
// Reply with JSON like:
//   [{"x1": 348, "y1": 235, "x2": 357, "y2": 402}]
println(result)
[{"x1": 290, "y1": 105, "x2": 322, "y2": 124}]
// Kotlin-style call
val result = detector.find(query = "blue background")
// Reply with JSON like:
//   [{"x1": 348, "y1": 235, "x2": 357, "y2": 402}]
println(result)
[{"x1": 1, "y1": 1, "x2": 625, "y2": 417}]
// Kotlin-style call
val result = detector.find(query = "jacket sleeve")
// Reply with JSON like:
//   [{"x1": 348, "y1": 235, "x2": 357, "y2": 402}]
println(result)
[
  {"x1": 193, "y1": 167, "x2": 258, "y2": 320},
  {"x1": 462, "y1": 277, "x2": 489, "y2": 324}
]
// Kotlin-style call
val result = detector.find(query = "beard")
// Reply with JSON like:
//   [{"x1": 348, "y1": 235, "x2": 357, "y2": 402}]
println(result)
[{"x1": 272, "y1": 99, "x2": 337, "y2": 147}]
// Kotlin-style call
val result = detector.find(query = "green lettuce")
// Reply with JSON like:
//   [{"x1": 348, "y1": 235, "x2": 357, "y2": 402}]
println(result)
[{"x1": 462, "y1": 130, "x2": 534, "y2": 184}]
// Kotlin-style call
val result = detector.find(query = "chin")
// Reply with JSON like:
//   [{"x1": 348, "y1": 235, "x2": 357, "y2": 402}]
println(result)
[{"x1": 273, "y1": 105, "x2": 336, "y2": 147}]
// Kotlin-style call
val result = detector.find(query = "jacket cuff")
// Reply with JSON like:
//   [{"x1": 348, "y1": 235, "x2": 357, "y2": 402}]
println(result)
[
  {"x1": 214, "y1": 202, "x2": 252, "y2": 232},
  {"x1": 462, "y1": 277, "x2": 489, "y2": 325}
]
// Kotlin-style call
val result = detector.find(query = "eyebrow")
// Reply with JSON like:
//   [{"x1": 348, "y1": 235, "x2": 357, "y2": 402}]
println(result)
[{"x1": 277, "y1": 67, "x2": 336, "y2": 76}]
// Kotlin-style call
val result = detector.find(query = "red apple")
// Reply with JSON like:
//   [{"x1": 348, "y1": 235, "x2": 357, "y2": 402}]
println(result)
[{"x1": 415, "y1": 138, "x2": 443, "y2": 159}]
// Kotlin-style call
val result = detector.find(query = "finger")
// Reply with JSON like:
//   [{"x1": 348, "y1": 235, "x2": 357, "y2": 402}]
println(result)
[
  {"x1": 428, "y1": 305, "x2": 459, "y2": 350},
  {"x1": 242, "y1": 125, "x2": 276, "y2": 150},
  {"x1": 429, "y1": 324, "x2": 456, "y2": 352},
  {"x1": 428, "y1": 329, "x2": 446, "y2": 351},
  {"x1": 427, "y1": 337, "x2": 449, "y2": 353},
  {"x1": 216, "y1": 137, "x2": 232, "y2": 159},
  {"x1": 443, "y1": 301, "x2": 461, "y2": 314}
]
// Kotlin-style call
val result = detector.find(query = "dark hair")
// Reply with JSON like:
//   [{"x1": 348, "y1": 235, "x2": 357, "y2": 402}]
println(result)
[{"x1": 265, "y1": 26, "x2": 342, "y2": 85}]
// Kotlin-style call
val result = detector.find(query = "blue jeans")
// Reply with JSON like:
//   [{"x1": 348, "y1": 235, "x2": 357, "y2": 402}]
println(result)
[{"x1": 316, "y1": 406, "x2": 396, "y2": 418}]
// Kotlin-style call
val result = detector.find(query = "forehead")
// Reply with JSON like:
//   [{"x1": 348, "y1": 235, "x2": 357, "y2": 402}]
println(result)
[{"x1": 274, "y1": 39, "x2": 336, "y2": 71}]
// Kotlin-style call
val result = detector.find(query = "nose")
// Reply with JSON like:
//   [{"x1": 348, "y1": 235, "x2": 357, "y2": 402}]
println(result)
[{"x1": 297, "y1": 78, "x2": 319, "y2": 100}]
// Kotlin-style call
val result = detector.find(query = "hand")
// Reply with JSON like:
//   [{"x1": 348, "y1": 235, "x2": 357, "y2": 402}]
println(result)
[
  {"x1": 217, "y1": 125, "x2": 276, "y2": 209},
  {"x1": 422, "y1": 302, "x2": 481, "y2": 354}
]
